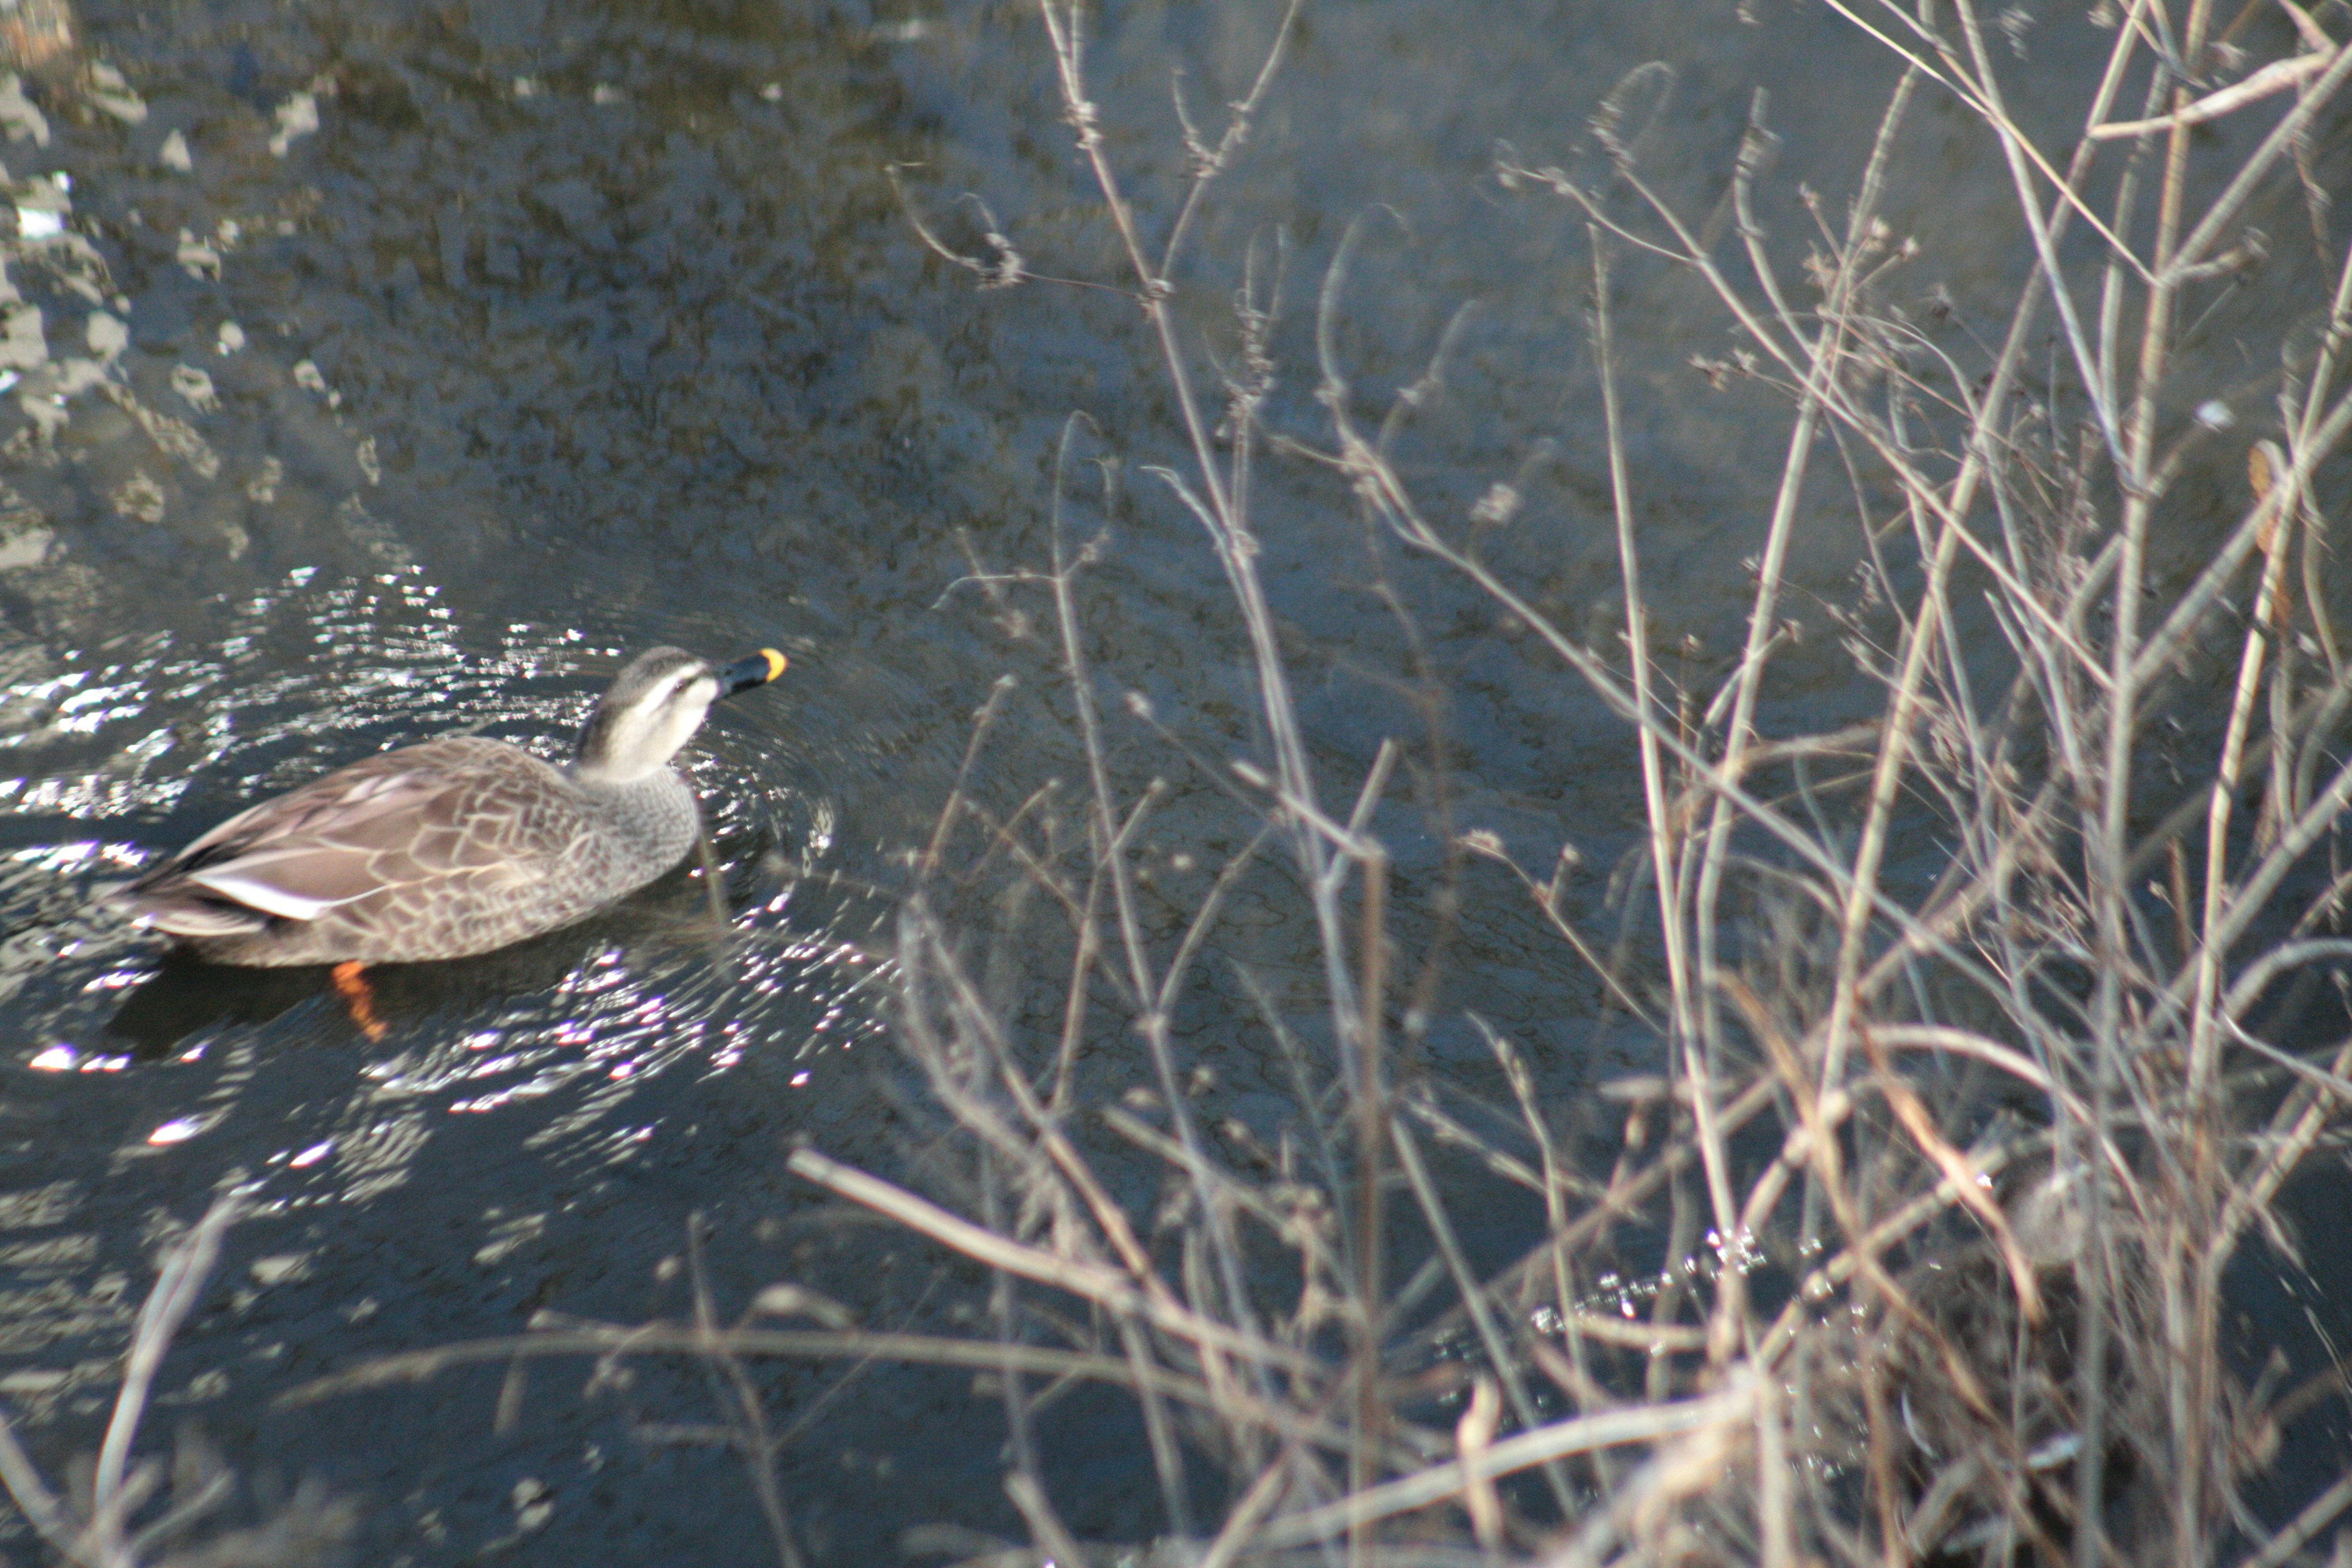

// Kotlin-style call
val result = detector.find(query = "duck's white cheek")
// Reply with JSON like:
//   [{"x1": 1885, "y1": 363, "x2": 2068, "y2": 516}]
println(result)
[{"x1": 664, "y1": 700, "x2": 714, "y2": 758}]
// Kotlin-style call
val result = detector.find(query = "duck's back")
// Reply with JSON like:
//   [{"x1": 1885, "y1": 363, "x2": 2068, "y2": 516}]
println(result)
[{"x1": 122, "y1": 735, "x2": 702, "y2": 965}]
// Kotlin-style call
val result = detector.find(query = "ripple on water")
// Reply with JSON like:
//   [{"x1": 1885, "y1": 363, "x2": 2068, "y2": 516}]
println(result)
[{"x1": 0, "y1": 565, "x2": 885, "y2": 1227}]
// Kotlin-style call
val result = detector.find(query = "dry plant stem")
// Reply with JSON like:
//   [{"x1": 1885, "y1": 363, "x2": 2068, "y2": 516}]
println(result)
[
  {"x1": 2131, "y1": 382, "x2": 2352, "y2": 697},
  {"x1": 1545, "y1": 1404, "x2": 1757, "y2": 1568},
  {"x1": 2190, "y1": 473, "x2": 2297, "y2": 1101},
  {"x1": 686, "y1": 1214, "x2": 804, "y2": 1568},
  {"x1": 1589, "y1": 217, "x2": 1740, "y2": 1373},
  {"x1": 0, "y1": 1419, "x2": 81, "y2": 1564},
  {"x1": 858, "y1": 0, "x2": 2352, "y2": 1558},
  {"x1": 1578, "y1": 138, "x2": 2095, "y2": 588},
  {"x1": 899, "y1": 907, "x2": 1333, "y2": 1482},
  {"x1": 1476, "y1": 1025, "x2": 1588, "y2": 1362},
  {"x1": 1557, "y1": 146, "x2": 2110, "y2": 685},
  {"x1": 2211, "y1": 1028, "x2": 2352, "y2": 1273},
  {"x1": 292, "y1": 1324, "x2": 1388, "y2": 1459},
  {"x1": 900, "y1": 910, "x2": 1155, "y2": 1281},
  {"x1": 2086, "y1": 40, "x2": 2337, "y2": 138},
  {"x1": 2162, "y1": 37, "x2": 2352, "y2": 280},
  {"x1": 1590, "y1": 222, "x2": 1705, "y2": 1253},
  {"x1": 786, "y1": 1147, "x2": 1321, "y2": 1377},
  {"x1": 1039, "y1": 424, "x2": 1267, "y2": 1504},
  {"x1": 2184, "y1": 722, "x2": 2352, "y2": 968},
  {"x1": 1855, "y1": 1023, "x2": 2043, "y2": 1319},
  {"x1": 1103, "y1": 1109, "x2": 1331, "y2": 1242},
  {"x1": 1695, "y1": 72, "x2": 1917, "y2": 1373},
  {"x1": 2289, "y1": 243, "x2": 2352, "y2": 677},
  {"x1": 1355, "y1": 445, "x2": 2016, "y2": 1010},
  {"x1": 1317, "y1": 268, "x2": 2034, "y2": 1035},
  {"x1": 1352, "y1": 840, "x2": 1392, "y2": 1540},
  {"x1": 1005, "y1": 1471, "x2": 1090, "y2": 1567},
  {"x1": 1052, "y1": 856, "x2": 1105, "y2": 1114},
  {"x1": 1453, "y1": 1376, "x2": 1505, "y2": 1554},
  {"x1": 2289, "y1": 235, "x2": 2352, "y2": 488},
  {"x1": 1950, "y1": 0, "x2": 2129, "y2": 461},
  {"x1": 1502, "y1": 36, "x2": 2163, "y2": 1543},
  {"x1": 1153, "y1": 0, "x2": 1305, "y2": 280},
  {"x1": 1755, "y1": 1371, "x2": 1795, "y2": 1568},
  {"x1": 1047, "y1": 436, "x2": 1201, "y2": 1200},
  {"x1": 1118, "y1": 1287, "x2": 1194, "y2": 1538},
  {"x1": 1039, "y1": 0, "x2": 1341, "y2": 946},
  {"x1": 2240, "y1": 1468, "x2": 2352, "y2": 1568},
  {"x1": 982, "y1": 1159, "x2": 1044, "y2": 1493},
  {"x1": 1248, "y1": 1381, "x2": 1760, "y2": 1553},
  {"x1": 1730, "y1": 982, "x2": 2001, "y2": 1423},
  {"x1": 1044, "y1": 0, "x2": 1379, "y2": 1210},
  {"x1": 91, "y1": 1194, "x2": 243, "y2": 1548},
  {"x1": 0, "y1": 1185, "x2": 246, "y2": 1568},
  {"x1": 918, "y1": 673, "x2": 1017, "y2": 880},
  {"x1": 1750, "y1": 1129, "x2": 2046, "y2": 1366},
  {"x1": 1193, "y1": 1426, "x2": 1321, "y2": 1568},
  {"x1": 2125, "y1": 647, "x2": 2352, "y2": 888},
  {"x1": 1387, "y1": 1117, "x2": 1575, "y2": 1510},
  {"x1": 2129, "y1": 14, "x2": 2216, "y2": 1553},
  {"x1": 1035, "y1": 4, "x2": 1429, "y2": 1548},
  {"x1": 1814, "y1": 208, "x2": 2046, "y2": 1123},
  {"x1": 1571, "y1": 59, "x2": 2181, "y2": 675},
  {"x1": 1702, "y1": 64, "x2": 1913, "y2": 822},
  {"x1": 1464, "y1": 850, "x2": 1659, "y2": 1024},
  {"x1": 1823, "y1": 0, "x2": 2154, "y2": 276},
  {"x1": 1860, "y1": 1344, "x2": 1906, "y2": 1565},
  {"x1": 1399, "y1": 1072, "x2": 1784, "y2": 1362},
  {"x1": 2012, "y1": 6, "x2": 2212, "y2": 1550}
]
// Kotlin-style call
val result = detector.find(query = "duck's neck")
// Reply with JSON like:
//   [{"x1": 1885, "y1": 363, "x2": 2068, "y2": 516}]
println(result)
[
  {"x1": 566, "y1": 763, "x2": 699, "y2": 854},
  {"x1": 571, "y1": 759, "x2": 648, "y2": 788},
  {"x1": 566, "y1": 758, "x2": 680, "y2": 794}
]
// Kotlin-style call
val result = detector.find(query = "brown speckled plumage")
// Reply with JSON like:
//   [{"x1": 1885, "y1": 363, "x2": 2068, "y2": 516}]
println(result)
[{"x1": 113, "y1": 646, "x2": 785, "y2": 966}]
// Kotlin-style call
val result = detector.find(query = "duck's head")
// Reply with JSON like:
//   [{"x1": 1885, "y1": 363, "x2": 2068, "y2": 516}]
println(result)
[{"x1": 571, "y1": 645, "x2": 786, "y2": 784}]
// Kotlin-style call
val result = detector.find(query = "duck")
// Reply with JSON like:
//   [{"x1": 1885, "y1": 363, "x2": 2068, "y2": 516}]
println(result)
[{"x1": 113, "y1": 646, "x2": 786, "y2": 967}]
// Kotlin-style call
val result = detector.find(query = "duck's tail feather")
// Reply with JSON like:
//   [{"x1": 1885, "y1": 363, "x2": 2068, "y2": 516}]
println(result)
[{"x1": 107, "y1": 884, "x2": 274, "y2": 937}]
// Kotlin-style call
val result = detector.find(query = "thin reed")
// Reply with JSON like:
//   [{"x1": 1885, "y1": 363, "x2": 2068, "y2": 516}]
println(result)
[
  {"x1": 829, "y1": 0, "x2": 2352, "y2": 1561},
  {"x1": 315, "y1": 0, "x2": 2352, "y2": 1562},
  {"x1": 0, "y1": 1189, "x2": 355, "y2": 1568}
]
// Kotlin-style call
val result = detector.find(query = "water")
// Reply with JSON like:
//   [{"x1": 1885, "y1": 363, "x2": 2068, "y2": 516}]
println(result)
[{"x1": 0, "y1": 0, "x2": 2343, "y2": 1560}]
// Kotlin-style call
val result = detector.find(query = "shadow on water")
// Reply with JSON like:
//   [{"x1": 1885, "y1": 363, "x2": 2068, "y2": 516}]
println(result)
[
  {"x1": 99, "y1": 855, "x2": 768, "y2": 1058},
  {"x1": 100, "y1": 949, "x2": 339, "y2": 1055}
]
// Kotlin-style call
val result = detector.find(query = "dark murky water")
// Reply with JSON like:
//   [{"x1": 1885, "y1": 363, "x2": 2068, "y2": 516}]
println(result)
[{"x1": 0, "y1": 0, "x2": 2342, "y2": 1561}]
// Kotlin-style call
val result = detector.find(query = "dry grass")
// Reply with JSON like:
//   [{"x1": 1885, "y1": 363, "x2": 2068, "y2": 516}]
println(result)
[
  {"x1": 0, "y1": 1189, "x2": 355, "y2": 1568},
  {"x1": 304, "y1": 0, "x2": 2352, "y2": 1563},
  {"x1": 842, "y1": 0, "x2": 2352, "y2": 1562}
]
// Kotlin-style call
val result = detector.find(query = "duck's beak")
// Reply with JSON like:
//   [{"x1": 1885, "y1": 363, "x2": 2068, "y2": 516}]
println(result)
[{"x1": 717, "y1": 648, "x2": 788, "y2": 698}]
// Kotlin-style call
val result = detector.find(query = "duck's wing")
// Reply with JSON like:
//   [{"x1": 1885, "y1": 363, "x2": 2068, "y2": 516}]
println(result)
[{"x1": 119, "y1": 737, "x2": 566, "y2": 937}]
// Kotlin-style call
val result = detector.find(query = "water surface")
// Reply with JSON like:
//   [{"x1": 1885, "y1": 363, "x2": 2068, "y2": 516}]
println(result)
[{"x1": 0, "y1": 0, "x2": 2339, "y2": 1560}]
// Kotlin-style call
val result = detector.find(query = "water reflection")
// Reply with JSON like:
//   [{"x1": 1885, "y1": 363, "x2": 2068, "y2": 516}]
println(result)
[
  {"x1": 0, "y1": 554, "x2": 901, "y2": 1561},
  {"x1": 0, "y1": 561, "x2": 880, "y2": 1278},
  {"x1": 15, "y1": 0, "x2": 2312, "y2": 1553}
]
